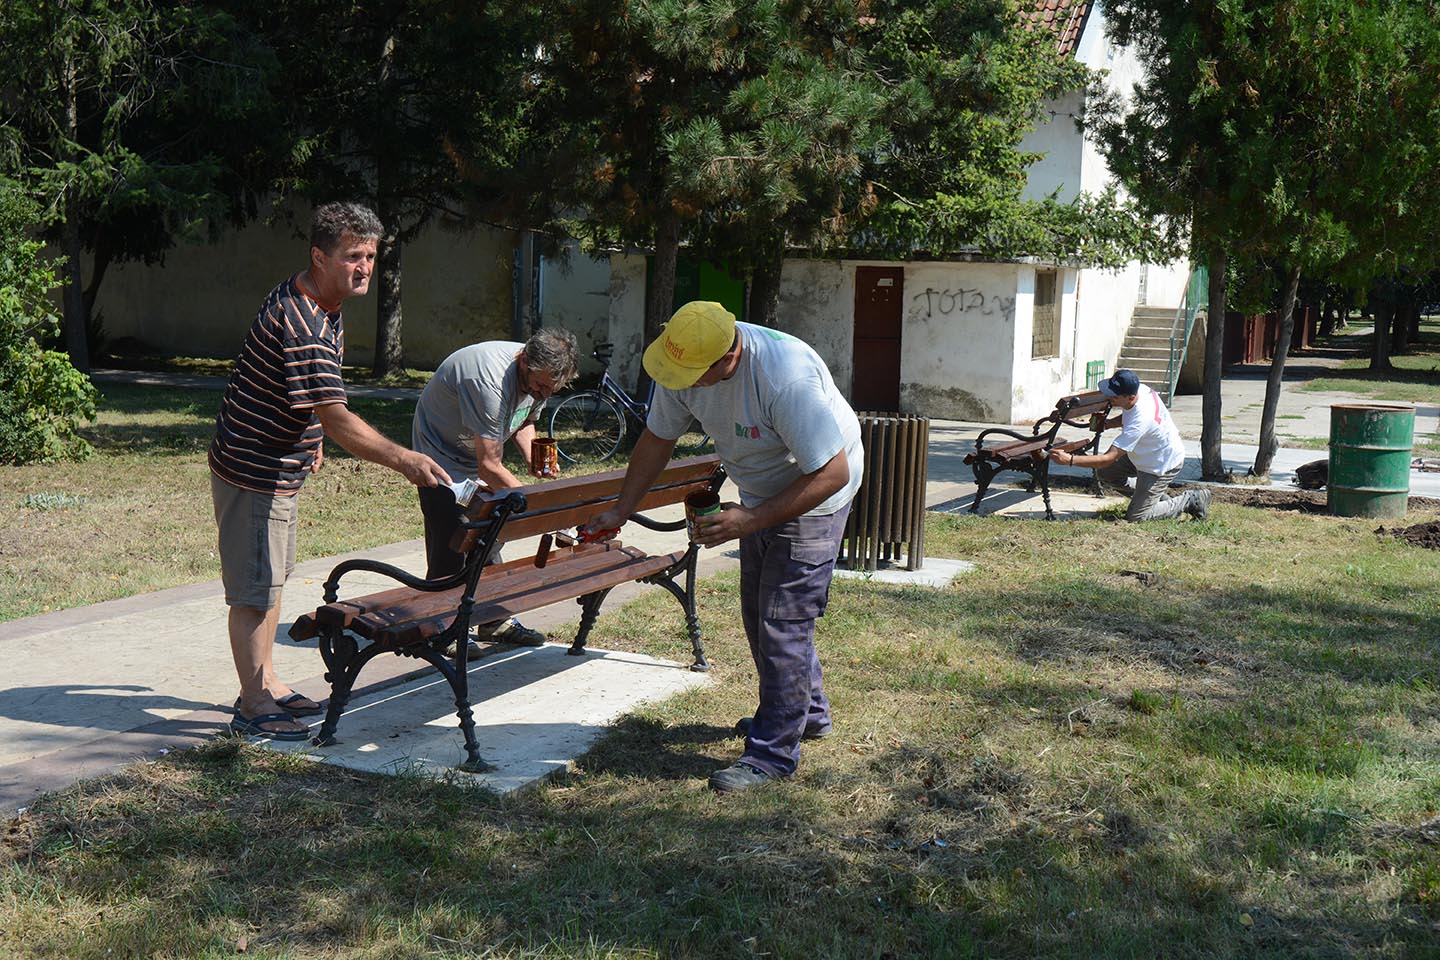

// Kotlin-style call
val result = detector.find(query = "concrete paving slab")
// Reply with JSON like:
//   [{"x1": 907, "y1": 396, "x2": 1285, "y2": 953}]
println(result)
[
  {"x1": 256, "y1": 644, "x2": 710, "y2": 793},
  {"x1": 833, "y1": 557, "x2": 975, "y2": 588}
]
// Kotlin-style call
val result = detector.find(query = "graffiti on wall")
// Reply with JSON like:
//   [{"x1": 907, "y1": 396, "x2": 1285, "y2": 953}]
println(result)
[{"x1": 913, "y1": 287, "x2": 1016, "y2": 324}]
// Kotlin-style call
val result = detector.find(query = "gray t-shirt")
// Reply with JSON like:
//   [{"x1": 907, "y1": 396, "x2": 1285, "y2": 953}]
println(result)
[
  {"x1": 412, "y1": 341, "x2": 539, "y2": 479},
  {"x1": 648, "y1": 322, "x2": 863, "y2": 516}
]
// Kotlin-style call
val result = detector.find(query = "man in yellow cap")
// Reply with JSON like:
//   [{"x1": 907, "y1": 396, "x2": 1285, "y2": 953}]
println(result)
[{"x1": 583, "y1": 301, "x2": 863, "y2": 793}]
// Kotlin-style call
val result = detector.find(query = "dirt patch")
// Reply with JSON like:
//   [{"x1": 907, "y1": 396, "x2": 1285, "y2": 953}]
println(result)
[
  {"x1": 1203, "y1": 487, "x2": 1332, "y2": 513},
  {"x1": 1049, "y1": 473, "x2": 1440, "y2": 514},
  {"x1": 1377, "y1": 520, "x2": 1440, "y2": 550}
]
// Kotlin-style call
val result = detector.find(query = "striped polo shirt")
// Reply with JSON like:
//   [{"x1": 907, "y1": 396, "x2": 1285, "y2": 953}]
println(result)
[{"x1": 209, "y1": 275, "x2": 348, "y2": 495}]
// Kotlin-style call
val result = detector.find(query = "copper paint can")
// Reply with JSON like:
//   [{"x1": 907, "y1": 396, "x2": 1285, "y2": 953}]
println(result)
[{"x1": 531, "y1": 437, "x2": 559, "y2": 478}]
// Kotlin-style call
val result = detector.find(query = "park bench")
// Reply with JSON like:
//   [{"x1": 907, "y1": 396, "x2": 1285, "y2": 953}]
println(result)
[
  {"x1": 962, "y1": 391, "x2": 1118, "y2": 520},
  {"x1": 288, "y1": 455, "x2": 726, "y2": 771}
]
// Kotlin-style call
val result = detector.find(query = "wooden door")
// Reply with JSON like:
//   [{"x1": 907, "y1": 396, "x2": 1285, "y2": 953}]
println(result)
[{"x1": 852, "y1": 266, "x2": 903, "y2": 412}]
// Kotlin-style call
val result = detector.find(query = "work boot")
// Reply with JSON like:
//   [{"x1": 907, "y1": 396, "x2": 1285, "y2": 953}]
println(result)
[
  {"x1": 477, "y1": 616, "x2": 547, "y2": 646},
  {"x1": 708, "y1": 761, "x2": 777, "y2": 794},
  {"x1": 444, "y1": 638, "x2": 484, "y2": 659},
  {"x1": 733, "y1": 716, "x2": 830, "y2": 741},
  {"x1": 1185, "y1": 489, "x2": 1212, "y2": 521}
]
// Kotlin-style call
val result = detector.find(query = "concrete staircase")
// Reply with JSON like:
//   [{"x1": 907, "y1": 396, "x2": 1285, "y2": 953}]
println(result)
[{"x1": 1116, "y1": 305, "x2": 1179, "y2": 399}]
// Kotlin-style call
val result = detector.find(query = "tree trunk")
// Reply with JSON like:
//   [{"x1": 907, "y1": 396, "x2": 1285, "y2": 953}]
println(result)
[
  {"x1": 83, "y1": 235, "x2": 112, "y2": 323},
  {"x1": 1319, "y1": 298, "x2": 1336, "y2": 338},
  {"x1": 373, "y1": 208, "x2": 404, "y2": 378},
  {"x1": 1370, "y1": 301, "x2": 1394, "y2": 371},
  {"x1": 1252, "y1": 263, "x2": 1302, "y2": 478},
  {"x1": 1200, "y1": 247, "x2": 1227, "y2": 480},
  {"x1": 61, "y1": 52, "x2": 89, "y2": 372},
  {"x1": 371, "y1": 33, "x2": 403, "y2": 379},
  {"x1": 745, "y1": 238, "x2": 784, "y2": 327},
  {"x1": 1393, "y1": 294, "x2": 1417, "y2": 355},
  {"x1": 639, "y1": 206, "x2": 680, "y2": 398}
]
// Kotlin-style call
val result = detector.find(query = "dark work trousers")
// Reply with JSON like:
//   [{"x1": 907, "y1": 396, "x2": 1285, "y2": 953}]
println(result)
[
  {"x1": 418, "y1": 485, "x2": 501, "y2": 579},
  {"x1": 738, "y1": 502, "x2": 851, "y2": 778}
]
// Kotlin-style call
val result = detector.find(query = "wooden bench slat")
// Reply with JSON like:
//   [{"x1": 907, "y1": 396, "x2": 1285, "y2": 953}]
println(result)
[
  {"x1": 372, "y1": 547, "x2": 685, "y2": 647},
  {"x1": 298, "y1": 542, "x2": 616, "y2": 635},
  {"x1": 452, "y1": 456, "x2": 721, "y2": 554}
]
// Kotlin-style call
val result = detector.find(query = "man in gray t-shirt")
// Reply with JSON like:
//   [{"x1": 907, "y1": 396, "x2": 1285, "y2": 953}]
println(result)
[
  {"x1": 412, "y1": 330, "x2": 578, "y2": 643},
  {"x1": 583, "y1": 302, "x2": 862, "y2": 794}
]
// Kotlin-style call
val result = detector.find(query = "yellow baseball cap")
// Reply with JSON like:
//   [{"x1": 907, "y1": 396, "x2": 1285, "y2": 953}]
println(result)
[{"x1": 642, "y1": 301, "x2": 736, "y2": 389}]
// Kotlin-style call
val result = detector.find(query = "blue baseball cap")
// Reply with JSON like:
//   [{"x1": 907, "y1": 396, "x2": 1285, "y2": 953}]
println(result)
[{"x1": 1098, "y1": 369, "x2": 1141, "y2": 397}]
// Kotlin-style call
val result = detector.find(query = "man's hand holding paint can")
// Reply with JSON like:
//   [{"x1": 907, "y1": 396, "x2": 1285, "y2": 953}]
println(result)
[{"x1": 684, "y1": 491, "x2": 723, "y2": 543}]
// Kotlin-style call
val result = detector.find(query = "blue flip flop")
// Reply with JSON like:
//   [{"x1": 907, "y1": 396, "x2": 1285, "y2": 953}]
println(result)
[
  {"x1": 232, "y1": 694, "x2": 324, "y2": 718},
  {"x1": 275, "y1": 693, "x2": 325, "y2": 717},
  {"x1": 230, "y1": 711, "x2": 311, "y2": 741}
]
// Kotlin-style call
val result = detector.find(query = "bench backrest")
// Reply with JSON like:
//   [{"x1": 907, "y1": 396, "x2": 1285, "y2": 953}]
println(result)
[
  {"x1": 1036, "y1": 390, "x2": 1113, "y2": 435},
  {"x1": 1054, "y1": 390, "x2": 1111, "y2": 422},
  {"x1": 452, "y1": 454, "x2": 724, "y2": 554}
]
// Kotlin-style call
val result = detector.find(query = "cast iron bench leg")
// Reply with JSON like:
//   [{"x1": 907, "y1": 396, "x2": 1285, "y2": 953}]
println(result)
[
  {"x1": 1038, "y1": 461, "x2": 1056, "y2": 520},
  {"x1": 569, "y1": 588, "x2": 614, "y2": 657},
  {"x1": 642, "y1": 566, "x2": 709, "y2": 672},
  {"x1": 970, "y1": 460, "x2": 997, "y2": 514},
  {"x1": 312, "y1": 629, "x2": 385, "y2": 748}
]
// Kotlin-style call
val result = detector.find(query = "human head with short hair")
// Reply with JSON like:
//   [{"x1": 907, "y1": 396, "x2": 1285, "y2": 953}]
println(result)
[
  {"x1": 310, "y1": 201, "x2": 382, "y2": 254},
  {"x1": 643, "y1": 301, "x2": 738, "y2": 390},
  {"x1": 305, "y1": 202, "x2": 382, "y2": 306},
  {"x1": 518, "y1": 328, "x2": 579, "y2": 401}
]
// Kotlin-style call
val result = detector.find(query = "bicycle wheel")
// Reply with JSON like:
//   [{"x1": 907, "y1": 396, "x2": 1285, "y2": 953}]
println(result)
[
  {"x1": 549, "y1": 391, "x2": 625, "y2": 463},
  {"x1": 673, "y1": 418, "x2": 712, "y2": 456}
]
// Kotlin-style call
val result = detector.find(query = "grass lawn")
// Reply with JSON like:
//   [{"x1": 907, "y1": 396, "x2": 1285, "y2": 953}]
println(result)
[
  {"x1": 1303, "y1": 319, "x2": 1440, "y2": 407},
  {"x1": 0, "y1": 384, "x2": 437, "y2": 622},
  {"x1": 0, "y1": 382, "x2": 630, "y2": 622},
  {"x1": 1292, "y1": 321, "x2": 1440, "y2": 458},
  {"x1": 4, "y1": 496, "x2": 1440, "y2": 957}
]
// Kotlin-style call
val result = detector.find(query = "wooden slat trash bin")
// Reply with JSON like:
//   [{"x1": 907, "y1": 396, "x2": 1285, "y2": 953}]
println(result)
[{"x1": 840, "y1": 413, "x2": 930, "y2": 572}]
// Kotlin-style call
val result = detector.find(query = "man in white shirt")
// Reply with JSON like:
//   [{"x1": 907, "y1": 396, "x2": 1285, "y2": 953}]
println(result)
[
  {"x1": 583, "y1": 301, "x2": 862, "y2": 793},
  {"x1": 1048, "y1": 369, "x2": 1210, "y2": 521}
]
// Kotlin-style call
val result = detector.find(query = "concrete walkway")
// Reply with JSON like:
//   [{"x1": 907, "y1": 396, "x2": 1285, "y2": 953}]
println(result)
[{"x1": 4, "y1": 353, "x2": 1435, "y2": 815}]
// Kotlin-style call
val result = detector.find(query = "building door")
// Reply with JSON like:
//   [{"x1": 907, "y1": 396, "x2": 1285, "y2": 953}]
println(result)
[{"x1": 852, "y1": 266, "x2": 903, "y2": 411}]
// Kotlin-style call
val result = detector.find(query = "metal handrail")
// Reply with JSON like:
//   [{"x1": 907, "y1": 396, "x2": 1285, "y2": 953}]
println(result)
[{"x1": 1164, "y1": 264, "x2": 1210, "y2": 403}]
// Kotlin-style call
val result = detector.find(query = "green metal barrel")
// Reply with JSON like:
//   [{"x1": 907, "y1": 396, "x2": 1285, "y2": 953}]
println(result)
[{"x1": 1328, "y1": 404, "x2": 1415, "y2": 518}]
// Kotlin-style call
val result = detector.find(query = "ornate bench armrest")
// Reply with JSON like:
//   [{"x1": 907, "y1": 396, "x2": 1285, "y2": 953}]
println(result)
[
  {"x1": 320, "y1": 557, "x2": 464, "y2": 604},
  {"x1": 972, "y1": 426, "x2": 1032, "y2": 449}
]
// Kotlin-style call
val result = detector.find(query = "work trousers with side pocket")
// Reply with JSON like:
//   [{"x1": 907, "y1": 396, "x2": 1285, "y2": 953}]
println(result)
[{"x1": 738, "y1": 503, "x2": 851, "y2": 777}]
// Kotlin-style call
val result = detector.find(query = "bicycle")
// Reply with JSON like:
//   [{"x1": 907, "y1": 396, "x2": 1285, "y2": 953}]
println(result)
[{"x1": 547, "y1": 342, "x2": 712, "y2": 463}]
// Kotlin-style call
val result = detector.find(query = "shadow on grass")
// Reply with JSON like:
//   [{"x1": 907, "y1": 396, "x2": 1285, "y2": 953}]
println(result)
[{"x1": 7, "y1": 733, "x2": 1430, "y2": 959}]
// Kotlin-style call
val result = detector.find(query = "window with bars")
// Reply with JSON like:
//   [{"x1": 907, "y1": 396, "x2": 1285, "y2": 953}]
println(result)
[{"x1": 1031, "y1": 269, "x2": 1060, "y2": 359}]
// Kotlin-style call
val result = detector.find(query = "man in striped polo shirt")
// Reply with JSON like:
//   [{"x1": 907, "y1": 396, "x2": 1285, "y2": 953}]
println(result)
[{"x1": 210, "y1": 202, "x2": 450, "y2": 741}]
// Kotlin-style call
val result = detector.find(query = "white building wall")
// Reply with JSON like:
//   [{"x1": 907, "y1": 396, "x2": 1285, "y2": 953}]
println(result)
[
  {"x1": 540, "y1": 242, "x2": 613, "y2": 372},
  {"x1": 1020, "y1": 88, "x2": 1086, "y2": 203},
  {"x1": 775, "y1": 259, "x2": 852, "y2": 390},
  {"x1": 1007, "y1": 265, "x2": 1086, "y2": 422},
  {"x1": 96, "y1": 212, "x2": 517, "y2": 368},
  {"x1": 893, "y1": 261, "x2": 1021, "y2": 422},
  {"x1": 604, "y1": 254, "x2": 648, "y2": 392}
]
